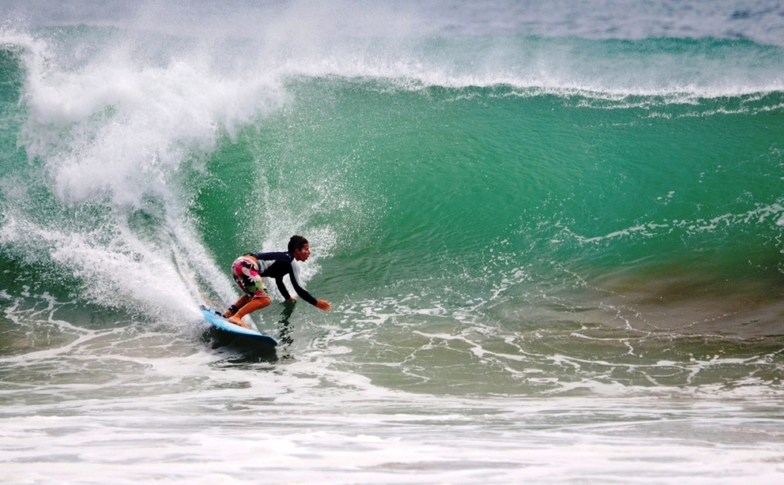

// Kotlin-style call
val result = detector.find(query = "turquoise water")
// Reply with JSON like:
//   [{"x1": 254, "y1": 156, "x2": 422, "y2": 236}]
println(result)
[{"x1": 2, "y1": 1, "x2": 784, "y2": 483}]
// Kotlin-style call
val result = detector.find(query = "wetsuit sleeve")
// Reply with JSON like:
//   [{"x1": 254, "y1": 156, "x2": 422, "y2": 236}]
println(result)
[
  {"x1": 275, "y1": 277, "x2": 292, "y2": 300},
  {"x1": 289, "y1": 263, "x2": 318, "y2": 306}
]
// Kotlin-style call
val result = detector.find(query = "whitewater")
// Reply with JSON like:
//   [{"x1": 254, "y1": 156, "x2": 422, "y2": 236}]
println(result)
[{"x1": 2, "y1": 1, "x2": 784, "y2": 483}]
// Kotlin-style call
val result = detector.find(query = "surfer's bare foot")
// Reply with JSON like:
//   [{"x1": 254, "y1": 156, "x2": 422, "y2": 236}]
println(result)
[{"x1": 227, "y1": 316, "x2": 249, "y2": 329}]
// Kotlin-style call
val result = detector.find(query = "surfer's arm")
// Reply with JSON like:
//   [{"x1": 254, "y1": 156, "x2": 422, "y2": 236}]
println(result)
[
  {"x1": 275, "y1": 277, "x2": 293, "y2": 301},
  {"x1": 289, "y1": 275, "x2": 330, "y2": 310},
  {"x1": 288, "y1": 262, "x2": 329, "y2": 309},
  {"x1": 289, "y1": 275, "x2": 318, "y2": 306},
  {"x1": 284, "y1": 274, "x2": 330, "y2": 309}
]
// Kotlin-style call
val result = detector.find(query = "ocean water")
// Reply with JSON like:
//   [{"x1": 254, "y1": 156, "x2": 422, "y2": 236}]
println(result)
[{"x1": 2, "y1": 1, "x2": 784, "y2": 483}]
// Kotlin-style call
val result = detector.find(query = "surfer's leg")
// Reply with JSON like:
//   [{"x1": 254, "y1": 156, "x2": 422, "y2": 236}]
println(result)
[
  {"x1": 227, "y1": 258, "x2": 269, "y2": 327},
  {"x1": 228, "y1": 296, "x2": 271, "y2": 327},
  {"x1": 224, "y1": 295, "x2": 251, "y2": 318},
  {"x1": 227, "y1": 255, "x2": 267, "y2": 323}
]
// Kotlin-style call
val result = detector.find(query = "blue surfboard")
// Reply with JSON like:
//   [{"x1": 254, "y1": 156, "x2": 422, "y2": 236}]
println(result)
[{"x1": 201, "y1": 307, "x2": 278, "y2": 347}]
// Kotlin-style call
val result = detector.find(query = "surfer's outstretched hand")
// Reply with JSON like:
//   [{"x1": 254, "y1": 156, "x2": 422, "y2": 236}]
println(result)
[{"x1": 316, "y1": 300, "x2": 331, "y2": 311}]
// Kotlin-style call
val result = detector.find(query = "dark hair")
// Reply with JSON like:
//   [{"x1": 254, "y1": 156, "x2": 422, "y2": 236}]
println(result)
[{"x1": 288, "y1": 235, "x2": 308, "y2": 254}]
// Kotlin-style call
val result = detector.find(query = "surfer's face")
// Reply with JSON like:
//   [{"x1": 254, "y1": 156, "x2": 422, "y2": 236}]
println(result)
[{"x1": 293, "y1": 243, "x2": 311, "y2": 262}]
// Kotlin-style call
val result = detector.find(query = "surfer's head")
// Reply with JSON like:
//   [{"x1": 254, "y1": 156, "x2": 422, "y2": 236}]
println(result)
[{"x1": 288, "y1": 235, "x2": 310, "y2": 262}]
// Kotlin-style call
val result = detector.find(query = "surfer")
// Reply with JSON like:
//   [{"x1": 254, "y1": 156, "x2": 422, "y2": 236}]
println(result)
[{"x1": 223, "y1": 235, "x2": 331, "y2": 328}]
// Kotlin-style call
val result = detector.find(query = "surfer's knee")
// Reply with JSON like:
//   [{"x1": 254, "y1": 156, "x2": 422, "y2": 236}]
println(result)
[{"x1": 253, "y1": 296, "x2": 272, "y2": 308}]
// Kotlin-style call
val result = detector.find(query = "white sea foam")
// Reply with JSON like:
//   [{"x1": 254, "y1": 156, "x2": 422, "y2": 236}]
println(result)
[
  {"x1": 567, "y1": 200, "x2": 784, "y2": 246},
  {"x1": 2, "y1": 347, "x2": 784, "y2": 484},
  {"x1": 2, "y1": 287, "x2": 784, "y2": 484},
  {"x1": 5, "y1": 1, "x2": 784, "y2": 99}
]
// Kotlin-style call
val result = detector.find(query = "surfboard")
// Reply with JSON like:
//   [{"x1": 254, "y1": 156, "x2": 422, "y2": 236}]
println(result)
[{"x1": 200, "y1": 307, "x2": 278, "y2": 347}]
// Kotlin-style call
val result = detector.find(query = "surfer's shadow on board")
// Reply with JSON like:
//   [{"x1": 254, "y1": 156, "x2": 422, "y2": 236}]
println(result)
[{"x1": 201, "y1": 302, "x2": 297, "y2": 365}]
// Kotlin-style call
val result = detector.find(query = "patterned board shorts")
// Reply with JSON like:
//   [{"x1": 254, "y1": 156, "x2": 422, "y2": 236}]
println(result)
[{"x1": 231, "y1": 255, "x2": 269, "y2": 298}]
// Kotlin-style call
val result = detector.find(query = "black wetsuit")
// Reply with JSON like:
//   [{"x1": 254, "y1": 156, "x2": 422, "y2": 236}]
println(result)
[{"x1": 252, "y1": 252, "x2": 318, "y2": 305}]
